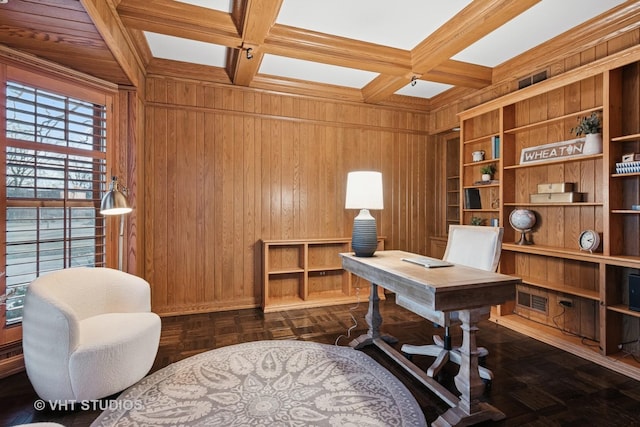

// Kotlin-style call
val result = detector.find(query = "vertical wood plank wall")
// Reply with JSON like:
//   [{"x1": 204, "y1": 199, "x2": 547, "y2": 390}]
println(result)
[{"x1": 143, "y1": 76, "x2": 431, "y2": 315}]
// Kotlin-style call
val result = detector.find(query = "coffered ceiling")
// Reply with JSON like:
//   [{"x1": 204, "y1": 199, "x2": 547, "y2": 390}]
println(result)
[{"x1": 0, "y1": 0, "x2": 637, "y2": 106}]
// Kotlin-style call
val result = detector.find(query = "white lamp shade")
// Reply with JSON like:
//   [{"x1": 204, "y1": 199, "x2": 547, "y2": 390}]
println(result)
[{"x1": 345, "y1": 171, "x2": 383, "y2": 210}]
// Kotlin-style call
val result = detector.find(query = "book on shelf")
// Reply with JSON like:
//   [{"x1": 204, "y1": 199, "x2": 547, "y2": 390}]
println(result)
[
  {"x1": 491, "y1": 135, "x2": 500, "y2": 159},
  {"x1": 464, "y1": 188, "x2": 481, "y2": 209}
]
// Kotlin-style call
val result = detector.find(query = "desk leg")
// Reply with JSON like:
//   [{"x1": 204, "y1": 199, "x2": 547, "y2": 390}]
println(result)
[
  {"x1": 350, "y1": 283, "x2": 397, "y2": 349},
  {"x1": 433, "y1": 308, "x2": 505, "y2": 427}
]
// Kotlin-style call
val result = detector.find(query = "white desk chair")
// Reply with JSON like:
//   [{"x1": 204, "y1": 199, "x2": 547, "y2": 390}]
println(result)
[{"x1": 398, "y1": 225, "x2": 503, "y2": 381}]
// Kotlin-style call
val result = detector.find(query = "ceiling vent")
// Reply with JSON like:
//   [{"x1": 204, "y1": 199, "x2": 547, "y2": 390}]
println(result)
[{"x1": 518, "y1": 70, "x2": 548, "y2": 90}]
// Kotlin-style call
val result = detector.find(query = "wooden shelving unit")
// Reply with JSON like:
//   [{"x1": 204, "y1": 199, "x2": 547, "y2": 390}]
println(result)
[
  {"x1": 261, "y1": 237, "x2": 384, "y2": 312},
  {"x1": 431, "y1": 131, "x2": 460, "y2": 258},
  {"x1": 458, "y1": 47, "x2": 640, "y2": 381}
]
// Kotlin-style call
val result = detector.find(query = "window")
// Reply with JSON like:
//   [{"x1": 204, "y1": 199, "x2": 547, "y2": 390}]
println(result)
[{"x1": 3, "y1": 81, "x2": 108, "y2": 325}]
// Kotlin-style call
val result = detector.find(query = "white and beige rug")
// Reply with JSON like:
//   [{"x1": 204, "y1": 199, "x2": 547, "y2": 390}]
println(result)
[{"x1": 91, "y1": 340, "x2": 426, "y2": 426}]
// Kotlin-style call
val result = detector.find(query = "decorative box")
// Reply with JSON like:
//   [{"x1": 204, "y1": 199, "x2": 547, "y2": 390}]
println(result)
[
  {"x1": 537, "y1": 182, "x2": 574, "y2": 194},
  {"x1": 530, "y1": 192, "x2": 583, "y2": 203}
]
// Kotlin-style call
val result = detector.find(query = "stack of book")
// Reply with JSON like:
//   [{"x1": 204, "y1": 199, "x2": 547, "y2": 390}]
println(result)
[
  {"x1": 615, "y1": 161, "x2": 640, "y2": 174},
  {"x1": 530, "y1": 182, "x2": 582, "y2": 203}
]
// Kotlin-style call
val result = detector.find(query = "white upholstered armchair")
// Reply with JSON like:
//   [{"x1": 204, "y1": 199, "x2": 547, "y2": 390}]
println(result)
[{"x1": 22, "y1": 267, "x2": 161, "y2": 401}]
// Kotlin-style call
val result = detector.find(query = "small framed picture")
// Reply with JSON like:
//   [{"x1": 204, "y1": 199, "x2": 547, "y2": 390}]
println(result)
[{"x1": 622, "y1": 152, "x2": 640, "y2": 163}]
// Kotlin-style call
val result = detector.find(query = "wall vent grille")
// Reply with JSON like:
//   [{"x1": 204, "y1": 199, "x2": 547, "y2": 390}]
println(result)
[
  {"x1": 518, "y1": 70, "x2": 548, "y2": 89},
  {"x1": 531, "y1": 295, "x2": 548, "y2": 313},
  {"x1": 517, "y1": 290, "x2": 548, "y2": 314},
  {"x1": 518, "y1": 290, "x2": 531, "y2": 307}
]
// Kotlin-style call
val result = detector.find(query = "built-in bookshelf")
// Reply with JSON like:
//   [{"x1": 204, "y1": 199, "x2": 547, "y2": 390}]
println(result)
[
  {"x1": 446, "y1": 135, "x2": 460, "y2": 228},
  {"x1": 458, "y1": 46, "x2": 640, "y2": 380}
]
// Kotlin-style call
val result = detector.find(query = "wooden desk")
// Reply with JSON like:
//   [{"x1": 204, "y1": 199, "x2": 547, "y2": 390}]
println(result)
[{"x1": 340, "y1": 250, "x2": 520, "y2": 427}]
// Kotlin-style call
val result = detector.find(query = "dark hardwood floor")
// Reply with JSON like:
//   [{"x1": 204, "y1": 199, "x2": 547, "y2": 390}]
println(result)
[{"x1": 1, "y1": 295, "x2": 639, "y2": 426}]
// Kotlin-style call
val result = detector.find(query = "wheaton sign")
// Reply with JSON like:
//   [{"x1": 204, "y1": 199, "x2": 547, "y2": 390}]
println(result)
[{"x1": 519, "y1": 138, "x2": 586, "y2": 165}]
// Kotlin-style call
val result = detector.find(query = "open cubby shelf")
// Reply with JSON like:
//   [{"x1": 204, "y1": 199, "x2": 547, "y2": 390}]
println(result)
[{"x1": 261, "y1": 237, "x2": 384, "y2": 312}]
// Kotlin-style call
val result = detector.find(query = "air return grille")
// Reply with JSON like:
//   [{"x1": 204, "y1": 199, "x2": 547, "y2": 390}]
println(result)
[
  {"x1": 517, "y1": 290, "x2": 548, "y2": 314},
  {"x1": 518, "y1": 70, "x2": 548, "y2": 89}
]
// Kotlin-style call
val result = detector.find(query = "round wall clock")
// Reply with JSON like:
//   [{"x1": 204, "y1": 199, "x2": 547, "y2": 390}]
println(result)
[{"x1": 578, "y1": 229, "x2": 600, "y2": 253}]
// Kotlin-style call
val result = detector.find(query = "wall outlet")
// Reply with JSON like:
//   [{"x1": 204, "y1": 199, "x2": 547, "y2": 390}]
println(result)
[{"x1": 558, "y1": 298, "x2": 573, "y2": 308}]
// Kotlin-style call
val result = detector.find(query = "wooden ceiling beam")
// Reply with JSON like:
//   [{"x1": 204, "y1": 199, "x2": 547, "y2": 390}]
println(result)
[
  {"x1": 147, "y1": 57, "x2": 232, "y2": 84},
  {"x1": 231, "y1": 45, "x2": 263, "y2": 87},
  {"x1": 412, "y1": 0, "x2": 540, "y2": 66},
  {"x1": 81, "y1": 0, "x2": 146, "y2": 87},
  {"x1": 363, "y1": 0, "x2": 540, "y2": 103},
  {"x1": 241, "y1": 0, "x2": 283, "y2": 45},
  {"x1": 424, "y1": 59, "x2": 492, "y2": 89},
  {"x1": 360, "y1": 74, "x2": 410, "y2": 105},
  {"x1": 252, "y1": 74, "x2": 365, "y2": 103},
  {"x1": 117, "y1": 0, "x2": 241, "y2": 47},
  {"x1": 266, "y1": 24, "x2": 412, "y2": 76},
  {"x1": 231, "y1": 0, "x2": 283, "y2": 86}
]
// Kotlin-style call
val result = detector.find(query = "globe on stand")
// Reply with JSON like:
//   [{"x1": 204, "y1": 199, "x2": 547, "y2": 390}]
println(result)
[{"x1": 509, "y1": 209, "x2": 536, "y2": 245}]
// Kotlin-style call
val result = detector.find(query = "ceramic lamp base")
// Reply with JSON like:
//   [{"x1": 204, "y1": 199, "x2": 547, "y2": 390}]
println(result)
[{"x1": 352, "y1": 209, "x2": 378, "y2": 257}]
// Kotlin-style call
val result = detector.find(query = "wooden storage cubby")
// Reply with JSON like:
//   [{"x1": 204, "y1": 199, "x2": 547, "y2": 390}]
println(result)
[
  {"x1": 261, "y1": 237, "x2": 384, "y2": 312},
  {"x1": 458, "y1": 46, "x2": 640, "y2": 380},
  {"x1": 446, "y1": 136, "x2": 460, "y2": 228},
  {"x1": 460, "y1": 108, "x2": 501, "y2": 226},
  {"x1": 432, "y1": 131, "x2": 460, "y2": 257}
]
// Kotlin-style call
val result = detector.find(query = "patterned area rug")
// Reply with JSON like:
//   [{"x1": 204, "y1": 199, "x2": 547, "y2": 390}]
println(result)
[{"x1": 91, "y1": 340, "x2": 426, "y2": 426}]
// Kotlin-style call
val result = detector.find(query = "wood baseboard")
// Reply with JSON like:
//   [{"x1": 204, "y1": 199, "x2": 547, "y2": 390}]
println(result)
[
  {"x1": 491, "y1": 314, "x2": 640, "y2": 382},
  {"x1": 0, "y1": 354, "x2": 24, "y2": 379}
]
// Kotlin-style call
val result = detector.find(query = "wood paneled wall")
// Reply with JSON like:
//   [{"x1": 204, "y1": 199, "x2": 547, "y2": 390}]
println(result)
[{"x1": 143, "y1": 77, "x2": 431, "y2": 315}]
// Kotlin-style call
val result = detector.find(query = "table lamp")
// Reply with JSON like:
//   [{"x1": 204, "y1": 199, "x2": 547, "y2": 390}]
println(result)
[
  {"x1": 100, "y1": 176, "x2": 132, "y2": 270},
  {"x1": 345, "y1": 171, "x2": 383, "y2": 257}
]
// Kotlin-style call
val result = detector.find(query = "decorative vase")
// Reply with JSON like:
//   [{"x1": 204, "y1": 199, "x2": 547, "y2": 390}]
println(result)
[
  {"x1": 583, "y1": 133, "x2": 603, "y2": 155},
  {"x1": 482, "y1": 173, "x2": 491, "y2": 181},
  {"x1": 472, "y1": 150, "x2": 485, "y2": 162}
]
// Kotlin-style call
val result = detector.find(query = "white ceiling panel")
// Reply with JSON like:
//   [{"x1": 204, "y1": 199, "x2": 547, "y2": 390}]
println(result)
[
  {"x1": 260, "y1": 54, "x2": 378, "y2": 88},
  {"x1": 145, "y1": 32, "x2": 228, "y2": 67},
  {"x1": 395, "y1": 80, "x2": 453, "y2": 99},
  {"x1": 453, "y1": 0, "x2": 627, "y2": 67},
  {"x1": 276, "y1": 0, "x2": 473, "y2": 50}
]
